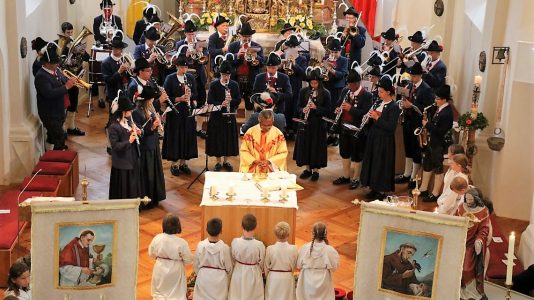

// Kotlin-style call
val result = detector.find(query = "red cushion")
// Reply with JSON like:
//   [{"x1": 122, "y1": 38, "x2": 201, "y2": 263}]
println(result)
[
  {"x1": 486, "y1": 214, "x2": 524, "y2": 279},
  {"x1": 33, "y1": 161, "x2": 70, "y2": 175},
  {"x1": 40, "y1": 150, "x2": 77, "y2": 163},
  {"x1": 21, "y1": 176, "x2": 60, "y2": 192},
  {"x1": 1, "y1": 190, "x2": 43, "y2": 204},
  {"x1": 0, "y1": 190, "x2": 40, "y2": 249}
]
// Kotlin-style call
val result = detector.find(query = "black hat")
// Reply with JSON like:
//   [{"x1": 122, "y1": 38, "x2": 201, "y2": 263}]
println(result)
[
  {"x1": 343, "y1": 7, "x2": 359, "y2": 17},
  {"x1": 306, "y1": 67, "x2": 322, "y2": 81},
  {"x1": 144, "y1": 26, "x2": 161, "y2": 41},
  {"x1": 134, "y1": 57, "x2": 151, "y2": 72},
  {"x1": 435, "y1": 84, "x2": 452, "y2": 100},
  {"x1": 219, "y1": 60, "x2": 233, "y2": 74},
  {"x1": 426, "y1": 40, "x2": 443, "y2": 52},
  {"x1": 280, "y1": 23, "x2": 296, "y2": 35},
  {"x1": 149, "y1": 15, "x2": 161, "y2": 23},
  {"x1": 408, "y1": 31, "x2": 424, "y2": 44},
  {"x1": 381, "y1": 27, "x2": 396, "y2": 41},
  {"x1": 284, "y1": 35, "x2": 301, "y2": 48},
  {"x1": 112, "y1": 92, "x2": 134, "y2": 113},
  {"x1": 368, "y1": 53, "x2": 383, "y2": 67},
  {"x1": 327, "y1": 38, "x2": 342, "y2": 52},
  {"x1": 377, "y1": 76, "x2": 395, "y2": 93},
  {"x1": 143, "y1": 5, "x2": 157, "y2": 18},
  {"x1": 136, "y1": 85, "x2": 158, "y2": 101},
  {"x1": 31, "y1": 37, "x2": 48, "y2": 52},
  {"x1": 100, "y1": 0, "x2": 115, "y2": 9},
  {"x1": 174, "y1": 54, "x2": 188, "y2": 67},
  {"x1": 251, "y1": 91, "x2": 279, "y2": 108},
  {"x1": 407, "y1": 62, "x2": 424, "y2": 75},
  {"x1": 346, "y1": 69, "x2": 362, "y2": 83},
  {"x1": 266, "y1": 52, "x2": 282, "y2": 66},
  {"x1": 41, "y1": 43, "x2": 61, "y2": 64},
  {"x1": 184, "y1": 20, "x2": 197, "y2": 33},
  {"x1": 214, "y1": 14, "x2": 230, "y2": 28},
  {"x1": 369, "y1": 66, "x2": 382, "y2": 77},
  {"x1": 239, "y1": 22, "x2": 256, "y2": 36},
  {"x1": 110, "y1": 35, "x2": 128, "y2": 49}
]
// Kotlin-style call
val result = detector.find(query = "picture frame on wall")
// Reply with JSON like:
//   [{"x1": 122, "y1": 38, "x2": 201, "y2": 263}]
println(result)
[{"x1": 354, "y1": 202, "x2": 469, "y2": 299}]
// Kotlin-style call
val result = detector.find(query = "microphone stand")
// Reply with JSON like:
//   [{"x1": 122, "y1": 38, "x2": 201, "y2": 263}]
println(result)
[
  {"x1": 17, "y1": 169, "x2": 42, "y2": 257},
  {"x1": 187, "y1": 104, "x2": 216, "y2": 189}
]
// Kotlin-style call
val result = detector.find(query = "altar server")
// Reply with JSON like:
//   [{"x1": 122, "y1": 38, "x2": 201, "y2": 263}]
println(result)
[
  {"x1": 229, "y1": 214, "x2": 266, "y2": 300},
  {"x1": 296, "y1": 222, "x2": 339, "y2": 300},
  {"x1": 265, "y1": 222, "x2": 298, "y2": 300},
  {"x1": 193, "y1": 218, "x2": 233, "y2": 300},
  {"x1": 4, "y1": 262, "x2": 31, "y2": 300},
  {"x1": 149, "y1": 214, "x2": 193, "y2": 300}
]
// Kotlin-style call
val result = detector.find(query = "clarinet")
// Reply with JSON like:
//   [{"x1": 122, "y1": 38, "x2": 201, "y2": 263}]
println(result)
[
  {"x1": 183, "y1": 75, "x2": 192, "y2": 115},
  {"x1": 153, "y1": 80, "x2": 180, "y2": 115},
  {"x1": 222, "y1": 80, "x2": 233, "y2": 123},
  {"x1": 303, "y1": 89, "x2": 317, "y2": 122},
  {"x1": 330, "y1": 90, "x2": 351, "y2": 134},
  {"x1": 352, "y1": 99, "x2": 382, "y2": 138}
]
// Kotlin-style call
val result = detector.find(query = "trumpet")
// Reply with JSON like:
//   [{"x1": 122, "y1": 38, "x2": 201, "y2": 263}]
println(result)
[
  {"x1": 280, "y1": 57, "x2": 295, "y2": 75},
  {"x1": 187, "y1": 38, "x2": 209, "y2": 65},
  {"x1": 242, "y1": 43, "x2": 261, "y2": 67},
  {"x1": 150, "y1": 46, "x2": 172, "y2": 68},
  {"x1": 61, "y1": 68, "x2": 92, "y2": 89},
  {"x1": 119, "y1": 52, "x2": 135, "y2": 76},
  {"x1": 414, "y1": 104, "x2": 435, "y2": 148}
]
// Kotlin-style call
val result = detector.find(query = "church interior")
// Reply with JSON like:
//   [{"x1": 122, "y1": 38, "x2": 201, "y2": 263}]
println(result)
[{"x1": 0, "y1": 0, "x2": 533, "y2": 299}]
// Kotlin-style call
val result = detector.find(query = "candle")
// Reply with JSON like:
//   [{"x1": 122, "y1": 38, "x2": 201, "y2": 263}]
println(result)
[
  {"x1": 281, "y1": 187, "x2": 288, "y2": 198},
  {"x1": 433, "y1": 207, "x2": 438, "y2": 214},
  {"x1": 321, "y1": 0, "x2": 325, "y2": 5},
  {"x1": 210, "y1": 185, "x2": 218, "y2": 197},
  {"x1": 505, "y1": 231, "x2": 515, "y2": 285},
  {"x1": 299, "y1": 0, "x2": 302, "y2": 5},
  {"x1": 474, "y1": 75, "x2": 482, "y2": 87}
]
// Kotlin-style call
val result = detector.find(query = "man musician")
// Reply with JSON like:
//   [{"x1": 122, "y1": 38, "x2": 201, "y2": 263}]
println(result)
[
  {"x1": 399, "y1": 31, "x2": 427, "y2": 74},
  {"x1": 228, "y1": 21, "x2": 265, "y2": 118},
  {"x1": 133, "y1": 25, "x2": 168, "y2": 85},
  {"x1": 395, "y1": 62, "x2": 435, "y2": 189},
  {"x1": 332, "y1": 69, "x2": 372, "y2": 189},
  {"x1": 208, "y1": 14, "x2": 231, "y2": 72},
  {"x1": 274, "y1": 34, "x2": 308, "y2": 138},
  {"x1": 422, "y1": 40, "x2": 447, "y2": 90},
  {"x1": 252, "y1": 52, "x2": 292, "y2": 116},
  {"x1": 274, "y1": 23, "x2": 296, "y2": 51},
  {"x1": 93, "y1": 0, "x2": 123, "y2": 46},
  {"x1": 339, "y1": 7, "x2": 366, "y2": 66},
  {"x1": 379, "y1": 27, "x2": 401, "y2": 77},
  {"x1": 56, "y1": 22, "x2": 90, "y2": 136},
  {"x1": 133, "y1": 3, "x2": 159, "y2": 45},
  {"x1": 128, "y1": 57, "x2": 167, "y2": 113},
  {"x1": 176, "y1": 19, "x2": 209, "y2": 137}
]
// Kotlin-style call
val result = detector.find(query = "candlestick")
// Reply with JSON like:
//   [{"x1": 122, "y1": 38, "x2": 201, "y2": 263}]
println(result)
[
  {"x1": 261, "y1": 190, "x2": 269, "y2": 202},
  {"x1": 505, "y1": 284, "x2": 512, "y2": 300},
  {"x1": 505, "y1": 231, "x2": 515, "y2": 285},
  {"x1": 202, "y1": 0, "x2": 206, "y2": 13},
  {"x1": 474, "y1": 75, "x2": 482, "y2": 87},
  {"x1": 308, "y1": 0, "x2": 314, "y2": 18},
  {"x1": 210, "y1": 185, "x2": 218, "y2": 200},
  {"x1": 411, "y1": 176, "x2": 420, "y2": 209}
]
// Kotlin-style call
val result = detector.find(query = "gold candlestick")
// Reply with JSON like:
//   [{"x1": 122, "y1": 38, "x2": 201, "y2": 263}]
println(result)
[
  {"x1": 81, "y1": 176, "x2": 89, "y2": 201},
  {"x1": 505, "y1": 284, "x2": 512, "y2": 300},
  {"x1": 411, "y1": 176, "x2": 421, "y2": 209}
]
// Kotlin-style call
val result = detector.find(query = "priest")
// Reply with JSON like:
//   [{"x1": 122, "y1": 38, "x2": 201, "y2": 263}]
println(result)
[{"x1": 239, "y1": 110, "x2": 288, "y2": 173}]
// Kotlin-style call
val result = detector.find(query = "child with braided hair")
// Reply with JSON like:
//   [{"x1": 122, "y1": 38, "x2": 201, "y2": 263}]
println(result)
[{"x1": 296, "y1": 222, "x2": 340, "y2": 300}]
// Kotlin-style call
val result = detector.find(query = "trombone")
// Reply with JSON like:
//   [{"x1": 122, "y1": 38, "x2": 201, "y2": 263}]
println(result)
[{"x1": 60, "y1": 68, "x2": 92, "y2": 90}]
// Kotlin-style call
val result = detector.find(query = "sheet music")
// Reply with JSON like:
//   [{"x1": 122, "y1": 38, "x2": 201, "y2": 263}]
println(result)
[{"x1": 191, "y1": 104, "x2": 221, "y2": 116}]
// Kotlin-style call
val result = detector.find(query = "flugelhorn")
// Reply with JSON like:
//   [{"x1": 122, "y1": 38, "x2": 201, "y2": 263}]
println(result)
[
  {"x1": 61, "y1": 68, "x2": 92, "y2": 89},
  {"x1": 120, "y1": 52, "x2": 135, "y2": 76}
]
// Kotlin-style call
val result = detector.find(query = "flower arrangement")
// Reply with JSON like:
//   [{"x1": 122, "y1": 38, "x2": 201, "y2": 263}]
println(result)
[
  {"x1": 457, "y1": 105, "x2": 489, "y2": 131},
  {"x1": 272, "y1": 15, "x2": 327, "y2": 38},
  {"x1": 196, "y1": 11, "x2": 234, "y2": 31}
]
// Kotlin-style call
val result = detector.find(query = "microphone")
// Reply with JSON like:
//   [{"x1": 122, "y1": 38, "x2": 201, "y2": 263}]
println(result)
[{"x1": 18, "y1": 169, "x2": 42, "y2": 204}]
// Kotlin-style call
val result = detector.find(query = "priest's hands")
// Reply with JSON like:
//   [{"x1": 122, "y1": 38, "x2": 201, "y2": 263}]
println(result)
[
  {"x1": 81, "y1": 267, "x2": 93, "y2": 276},
  {"x1": 475, "y1": 239, "x2": 483, "y2": 255},
  {"x1": 252, "y1": 160, "x2": 271, "y2": 168}
]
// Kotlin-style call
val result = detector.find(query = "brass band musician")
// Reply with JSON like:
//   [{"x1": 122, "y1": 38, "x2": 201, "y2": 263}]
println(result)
[
  {"x1": 339, "y1": 7, "x2": 366, "y2": 65},
  {"x1": 379, "y1": 27, "x2": 400, "y2": 77},
  {"x1": 93, "y1": 0, "x2": 123, "y2": 46}
]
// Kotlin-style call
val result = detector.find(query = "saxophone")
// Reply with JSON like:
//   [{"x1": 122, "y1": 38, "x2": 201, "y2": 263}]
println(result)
[{"x1": 414, "y1": 104, "x2": 436, "y2": 148}]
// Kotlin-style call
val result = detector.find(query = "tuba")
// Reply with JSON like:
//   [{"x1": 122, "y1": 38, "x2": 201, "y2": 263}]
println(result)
[
  {"x1": 157, "y1": 12, "x2": 184, "y2": 52},
  {"x1": 64, "y1": 26, "x2": 93, "y2": 63},
  {"x1": 243, "y1": 43, "x2": 261, "y2": 67},
  {"x1": 56, "y1": 34, "x2": 71, "y2": 56}
]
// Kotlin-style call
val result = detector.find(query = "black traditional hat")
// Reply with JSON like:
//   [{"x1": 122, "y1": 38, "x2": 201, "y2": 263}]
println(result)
[
  {"x1": 381, "y1": 27, "x2": 396, "y2": 41},
  {"x1": 377, "y1": 75, "x2": 394, "y2": 93},
  {"x1": 306, "y1": 68, "x2": 323, "y2": 81},
  {"x1": 144, "y1": 26, "x2": 161, "y2": 41},
  {"x1": 408, "y1": 31, "x2": 424, "y2": 44},
  {"x1": 134, "y1": 57, "x2": 151, "y2": 72},
  {"x1": 214, "y1": 14, "x2": 230, "y2": 28},
  {"x1": 346, "y1": 69, "x2": 362, "y2": 83},
  {"x1": 251, "y1": 91, "x2": 279, "y2": 108},
  {"x1": 407, "y1": 62, "x2": 424, "y2": 75},
  {"x1": 284, "y1": 34, "x2": 301, "y2": 48},
  {"x1": 143, "y1": 4, "x2": 157, "y2": 18},
  {"x1": 149, "y1": 14, "x2": 161, "y2": 23},
  {"x1": 368, "y1": 66, "x2": 382, "y2": 77},
  {"x1": 136, "y1": 85, "x2": 158, "y2": 101},
  {"x1": 327, "y1": 38, "x2": 342, "y2": 52},
  {"x1": 219, "y1": 60, "x2": 233, "y2": 74},
  {"x1": 100, "y1": 0, "x2": 115, "y2": 9},
  {"x1": 31, "y1": 37, "x2": 48, "y2": 52},
  {"x1": 368, "y1": 53, "x2": 383, "y2": 67},
  {"x1": 111, "y1": 91, "x2": 134, "y2": 113},
  {"x1": 426, "y1": 40, "x2": 443, "y2": 52},
  {"x1": 280, "y1": 23, "x2": 296, "y2": 35},
  {"x1": 184, "y1": 20, "x2": 197, "y2": 33},
  {"x1": 266, "y1": 52, "x2": 282, "y2": 66},
  {"x1": 435, "y1": 84, "x2": 452, "y2": 100},
  {"x1": 110, "y1": 35, "x2": 128, "y2": 49},
  {"x1": 343, "y1": 7, "x2": 359, "y2": 17},
  {"x1": 174, "y1": 54, "x2": 188, "y2": 67},
  {"x1": 238, "y1": 22, "x2": 256, "y2": 36},
  {"x1": 41, "y1": 42, "x2": 61, "y2": 64}
]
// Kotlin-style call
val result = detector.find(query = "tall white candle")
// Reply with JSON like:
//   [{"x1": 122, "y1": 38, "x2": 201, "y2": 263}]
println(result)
[
  {"x1": 474, "y1": 75, "x2": 482, "y2": 87},
  {"x1": 505, "y1": 231, "x2": 515, "y2": 285}
]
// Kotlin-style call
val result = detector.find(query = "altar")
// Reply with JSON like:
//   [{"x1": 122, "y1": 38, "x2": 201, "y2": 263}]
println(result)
[{"x1": 200, "y1": 171, "x2": 299, "y2": 246}]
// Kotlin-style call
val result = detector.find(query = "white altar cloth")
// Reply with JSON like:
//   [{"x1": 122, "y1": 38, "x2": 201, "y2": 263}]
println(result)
[{"x1": 200, "y1": 171, "x2": 299, "y2": 209}]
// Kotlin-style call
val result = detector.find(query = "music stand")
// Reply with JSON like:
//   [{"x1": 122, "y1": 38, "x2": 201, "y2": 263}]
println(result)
[{"x1": 187, "y1": 104, "x2": 220, "y2": 189}]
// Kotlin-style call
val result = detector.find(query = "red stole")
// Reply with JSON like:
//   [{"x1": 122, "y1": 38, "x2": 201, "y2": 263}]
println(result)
[{"x1": 59, "y1": 238, "x2": 90, "y2": 267}]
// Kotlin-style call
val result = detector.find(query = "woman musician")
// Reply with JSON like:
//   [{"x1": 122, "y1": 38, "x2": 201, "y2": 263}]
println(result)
[
  {"x1": 132, "y1": 85, "x2": 166, "y2": 209},
  {"x1": 332, "y1": 69, "x2": 373, "y2": 189},
  {"x1": 379, "y1": 28, "x2": 401, "y2": 77},
  {"x1": 162, "y1": 53, "x2": 198, "y2": 177},
  {"x1": 293, "y1": 67, "x2": 332, "y2": 181},
  {"x1": 175, "y1": 20, "x2": 209, "y2": 137}
]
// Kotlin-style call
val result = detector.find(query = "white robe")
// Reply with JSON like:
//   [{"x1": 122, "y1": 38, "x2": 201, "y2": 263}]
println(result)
[
  {"x1": 4, "y1": 288, "x2": 31, "y2": 300},
  {"x1": 437, "y1": 170, "x2": 469, "y2": 215},
  {"x1": 193, "y1": 239, "x2": 233, "y2": 300},
  {"x1": 264, "y1": 241, "x2": 298, "y2": 300},
  {"x1": 149, "y1": 233, "x2": 193, "y2": 300},
  {"x1": 296, "y1": 241, "x2": 339, "y2": 300},
  {"x1": 228, "y1": 237, "x2": 265, "y2": 300}
]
